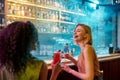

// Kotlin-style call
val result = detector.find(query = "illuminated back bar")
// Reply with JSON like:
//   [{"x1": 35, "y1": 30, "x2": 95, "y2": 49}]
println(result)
[{"x1": 1, "y1": 0, "x2": 119, "y2": 59}]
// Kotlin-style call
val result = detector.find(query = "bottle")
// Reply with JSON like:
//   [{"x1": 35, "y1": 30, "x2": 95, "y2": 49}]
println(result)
[
  {"x1": 70, "y1": 48, "x2": 74, "y2": 56},
  {"x1": 28, "y1": 7, "x2": 32, "y2": 17},
  {"x1": 109, "y1": 44, "x2": 114, "y2": 54},
  {"x1": 21, "y1": 6, "x2": 25, "y2": 16},
  {"x1": 63, "y1": 43, "x2": 69, "y2": 53}
]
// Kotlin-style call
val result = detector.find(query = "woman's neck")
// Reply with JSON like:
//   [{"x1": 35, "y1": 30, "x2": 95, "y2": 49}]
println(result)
[{"x1": 78, "y1": 42, "x2": 86, "y2": 48}]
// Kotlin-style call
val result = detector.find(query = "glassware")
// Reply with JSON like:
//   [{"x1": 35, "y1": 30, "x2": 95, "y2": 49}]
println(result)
[{"x1": 53, "y1": 51, "x2": 60, "y2": 64}]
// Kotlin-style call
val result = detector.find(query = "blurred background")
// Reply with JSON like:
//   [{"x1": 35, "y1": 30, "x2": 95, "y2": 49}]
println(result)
[{"x1": 1, "y1": 0, "x2": 120, "y2": 59}]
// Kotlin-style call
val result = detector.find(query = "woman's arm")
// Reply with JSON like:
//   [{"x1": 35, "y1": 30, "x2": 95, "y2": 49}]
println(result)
[
  {"x1": 62, "y1": 45, "x2": 94, "y2": 80},
  {"x1": 80, "y1": 45, "x2": 94, "y2": 80},
  {"x1": 73, "y1": 45, "x2": 94, "y2": 80},
  {"x1": 50, "y1": 62, "x2": 61, "y2": 80},
  {"x1": 50, "y1": 69, "x2": 59, "y2": 80},
  {"x1": 39, "y1": 63, "x2": 48, "y2": 80}
]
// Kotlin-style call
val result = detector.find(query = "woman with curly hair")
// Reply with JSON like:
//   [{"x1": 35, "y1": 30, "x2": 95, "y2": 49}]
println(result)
[{"x1": 0, "y1": 21, "x2": 61, "y2": 80}]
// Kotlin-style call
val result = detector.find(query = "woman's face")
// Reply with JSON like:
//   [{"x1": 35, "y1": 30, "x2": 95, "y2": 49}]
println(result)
[{"x1": 73, "y1": 25, "x2": 86, "y2": 44}]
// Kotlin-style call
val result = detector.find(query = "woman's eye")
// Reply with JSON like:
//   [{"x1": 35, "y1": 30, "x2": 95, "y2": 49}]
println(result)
[
  {"x1": 74, "y1": 29, "x2": 81, "y2": 33},
  {"x1": 77, "y1": 30, "x2": 80, "y2": 32}
]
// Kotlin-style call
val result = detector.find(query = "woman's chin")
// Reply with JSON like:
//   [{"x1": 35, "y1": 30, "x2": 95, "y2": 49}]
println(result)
[
  {"x1": 74, "y1": 39, "x2": 78, "y2": 42},
  {"x1": 74, "y1": 40, "x2": 79, "y2": 45}
]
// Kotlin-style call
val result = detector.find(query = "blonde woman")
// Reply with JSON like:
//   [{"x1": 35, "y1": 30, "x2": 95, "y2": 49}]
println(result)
[{"x1": 62, "y1": 24, "x2": 102, "y2": 80}]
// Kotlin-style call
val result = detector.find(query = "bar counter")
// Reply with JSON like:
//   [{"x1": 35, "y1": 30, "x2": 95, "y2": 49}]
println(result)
[
  {"x1": 46, "y1": 53, "x2": 120, "y2": 69},
  {"x1": 46, "y1": 53, "x2": 120, "y2": 80}
]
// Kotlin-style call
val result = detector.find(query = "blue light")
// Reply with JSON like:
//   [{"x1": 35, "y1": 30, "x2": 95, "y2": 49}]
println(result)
[
  {"x1": 93, "y1": 0, "x2": 99, "y2": 4},
  {"x1": 89, "y1": 3, "x2": 97, "y2": 9},
  {"x1": 88, "y1": 0, "x2": 99, "y2": 10}
]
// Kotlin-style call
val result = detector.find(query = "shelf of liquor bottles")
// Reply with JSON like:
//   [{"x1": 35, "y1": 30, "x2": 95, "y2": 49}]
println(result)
[
  {"x1": 6, "y1": 0, "x2": 85, "y2": 15},
  {"x1": 4, "y1": 0, "x2": 86, "y2": 58},
  {"x1": 35, "y1": 21, "x2": 75, "y2": 34},
  {"x1": 6, "y1": 0, "x2": 85, "y2": 34},
  {"x1": 6, "y1": 0, "x2": 85, "y2": 23},
  {"x1": 7, "y1": 15, "x2": 75, "y2": 25}
]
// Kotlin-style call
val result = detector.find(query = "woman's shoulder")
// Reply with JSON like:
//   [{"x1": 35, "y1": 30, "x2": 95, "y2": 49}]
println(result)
[
  {"x1": 28, "y1": 58, "x2": 45, "y2": 65},
  {"x1": 83, "y1": 44, "x2": 95, "y2": 55},
  {"x1": 26, "y1": 58, "x2": 47, "y2": 72},
  {"x1": 84, "y1": 44, "x2": 94, "y2": 51}
]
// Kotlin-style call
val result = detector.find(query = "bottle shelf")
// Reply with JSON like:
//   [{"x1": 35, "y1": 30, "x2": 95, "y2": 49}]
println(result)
[
  {"x1": 38, "y1": 32, "x2": 68, "y2": 34},
  {"x1": 58, "y1": 20, "x2": 75, "y2": 25},
  {"x1": 7, "y1": 0, "x2": 59, "y2": 11},
  {"x1": 7, "y1": 14, "x2": 75, "y2": 25},
  {"x1": 36, "y1": 18, "x2": 75, "y2": 25},
  {"x1": 60, "y1": 10, "x2": 85, "y2": 16},
  {"x1": 7, "y1": 0, "x2": 85, "y2": 16},
  {"x1": 36, "y1": 18, "x2": 59, "y2": 22},
  {"x1": 6, "y1": 0, "x2": 82, "y2": 34},
  {"x1": 38, "y1": 32, "x2": 71, "y2": 36},
  {"x1": 7, "y1": 15, "x2": 35, "y2": 20},
  {"x1": 5, "y1": 0, "x2": 85, "y2": 58}
]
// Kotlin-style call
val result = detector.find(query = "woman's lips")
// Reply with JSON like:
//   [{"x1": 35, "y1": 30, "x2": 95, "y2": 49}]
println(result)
[{"x1": 74, "y1": 35, "x2": 78, "y2": 38}]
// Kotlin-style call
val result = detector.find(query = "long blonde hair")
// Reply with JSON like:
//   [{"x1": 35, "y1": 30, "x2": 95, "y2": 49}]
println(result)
[{"x1": 75, "y1": 24, "x2": 92, "y2": 45}]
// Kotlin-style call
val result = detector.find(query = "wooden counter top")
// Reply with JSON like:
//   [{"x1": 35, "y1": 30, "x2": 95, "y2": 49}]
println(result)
[
  {"x1": 46, "y1": 53, "x2": 120, "y2": 69},
  {"x1": 47, "y1": 53, "x2": 120, "y2": 80},
  {"x1": 98, "y1": 53, "x2": 120, "y2": 62}
]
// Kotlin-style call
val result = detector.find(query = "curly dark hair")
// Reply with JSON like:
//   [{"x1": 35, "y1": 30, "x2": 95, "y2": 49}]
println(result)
[{"x1": 0, "y1": 21, "x2": 38, "y2": 74}]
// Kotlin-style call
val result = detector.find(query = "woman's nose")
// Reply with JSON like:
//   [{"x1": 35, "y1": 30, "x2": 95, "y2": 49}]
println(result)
[{"x1": 74, "y1": 31, "x2": 76, "y2": 34}]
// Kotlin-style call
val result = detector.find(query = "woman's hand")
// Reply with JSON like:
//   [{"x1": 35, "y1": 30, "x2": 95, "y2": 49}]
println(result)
[
  {"x1": 50, "y1": 62, "x2": 61, "y2": 80},
  {"x1": 51, "y1": 62, "x2": 61, "y2": 74},
  {"x1": 62, "y1": 53, "x2": 77, "y2": 65},
  {"x1": 61, "y1": 64, "x2": 72, "y2": 74},
  {"x1": 62, "y1": 53, "x2": 72, "y2": 60}
]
